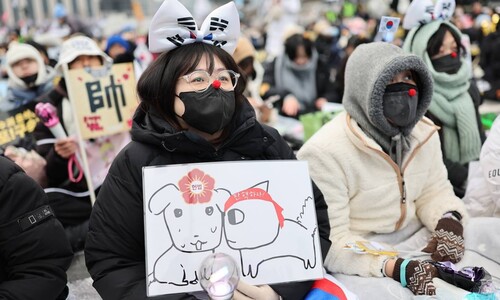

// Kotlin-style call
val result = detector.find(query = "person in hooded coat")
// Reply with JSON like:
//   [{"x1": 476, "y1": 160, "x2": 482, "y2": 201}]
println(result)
[
  {"x1": 1, "y1": 43, "x2": 55, "y2": 184},
  {"x1": 403, "y1": 20, "x2": 485, "y2": 198},
  {"x1": 2, "y1": 43, "x2": 55, "y2": 113},
  {"x1": 298, "y1": 42, "x2": 468, "y2": 296}
]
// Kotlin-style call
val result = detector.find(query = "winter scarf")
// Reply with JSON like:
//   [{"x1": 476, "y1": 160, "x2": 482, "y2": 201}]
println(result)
[
  {"x1": 1, "y1": 81, "x2": 53, "y2": 112},
  {"x1": 274, "y1": 50, "x2": 318, "y2": 110}
]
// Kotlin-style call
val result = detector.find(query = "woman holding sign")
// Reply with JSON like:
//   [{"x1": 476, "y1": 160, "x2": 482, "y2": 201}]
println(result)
[
  {"x1": 33, "y1": 36, "x2": 131, "y2": 253},
  {"x1": 84, "y1": 0, "x2": 331, "y2": 299},
  {"x1": 0, "y1": 43, "x2": 56, "y2": 184}
]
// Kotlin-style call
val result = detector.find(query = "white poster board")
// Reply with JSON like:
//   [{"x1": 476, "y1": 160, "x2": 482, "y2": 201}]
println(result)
[{"x1": 143, "y1": 160, "x2": 323, "y2": 296}]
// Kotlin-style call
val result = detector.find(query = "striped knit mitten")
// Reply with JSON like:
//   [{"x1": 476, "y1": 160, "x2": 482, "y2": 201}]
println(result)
[
  {"x1": 423, "y1": 218, "x2": 464, "y2": 263},
  {"x1": 393, "y1": 258, "x2": 438, "y2": 295}
]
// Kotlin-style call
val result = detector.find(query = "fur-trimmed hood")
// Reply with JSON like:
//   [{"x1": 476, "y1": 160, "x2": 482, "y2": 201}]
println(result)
[{"x1": 342, "y1": 42, "x2": 433, "y2": 139}]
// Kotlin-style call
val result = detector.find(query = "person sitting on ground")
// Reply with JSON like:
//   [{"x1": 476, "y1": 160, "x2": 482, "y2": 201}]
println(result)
[
  {"x1": 34, "y1": 36, "x2": 129, "y2": 252},
  {"x1": 84, "y1": 1, "x2": 331, "y2": 299},
  {"x1": 403, "y1": 20, "x2": 486, "y2": 198},
  {"x1": 1, "y1": 43, "x2": 56, "y2": 184},
  {"x1": 262, "y1": 33, "x2": 337, "y2": 118},
  {"x1": 298, "y1": 42, "x2": 468, "y2": 297},
  {"x1": 2, "y1": 43, "x2": 55, "y2": 113},
  {"x1": 0, "y1": 155, "x2": 73, "y2": 300}
]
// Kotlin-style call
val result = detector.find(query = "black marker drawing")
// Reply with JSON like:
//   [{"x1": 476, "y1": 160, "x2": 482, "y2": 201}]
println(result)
[
  {"x1": 145, "y1": 167, "x2": 320, "y2": 292},
  {"x1": 223, "y1": 181, "x2": 318, "y2": 278},
  {"x1": 147, "y1": 169, "x2": 229, "y2": 286}
]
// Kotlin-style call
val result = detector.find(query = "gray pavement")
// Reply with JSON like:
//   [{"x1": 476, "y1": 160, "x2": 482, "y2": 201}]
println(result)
[{"x1": 67, "y1": 251, "x2": 101, "y2": 300}]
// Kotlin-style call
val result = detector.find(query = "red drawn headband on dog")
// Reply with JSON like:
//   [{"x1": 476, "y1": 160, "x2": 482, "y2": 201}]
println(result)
[{"x1": 224, "y1": 187, "x2": 284, "y2": 228}]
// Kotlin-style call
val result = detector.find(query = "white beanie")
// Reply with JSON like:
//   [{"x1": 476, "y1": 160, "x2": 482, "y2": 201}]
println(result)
[
  {"x1": 55, "y1": 36, "x2": 112, "y2": 72},
  {"x1": 5, "y1": 43, "x2": 48, "y2": 89}
]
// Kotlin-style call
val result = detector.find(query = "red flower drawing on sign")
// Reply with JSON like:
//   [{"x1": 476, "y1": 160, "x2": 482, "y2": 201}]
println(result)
[{"x1": 178, "y1": 169, "x2": 215, "y2": 204}]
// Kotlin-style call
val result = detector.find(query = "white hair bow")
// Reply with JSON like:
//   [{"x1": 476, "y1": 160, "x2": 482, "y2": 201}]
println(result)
[
  {"x1": 402, "y1": 0, "x2": 456, "y2": 30},
  {"x1": 148, "y1": 0, "x2": 240, "y2": 54}
]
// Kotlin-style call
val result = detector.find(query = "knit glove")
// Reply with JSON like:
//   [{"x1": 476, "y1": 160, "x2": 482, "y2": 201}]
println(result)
[
  {"x1": 422, "y1": 217, "x2": 465, "y2": 263},
  {"x1": 393, "y1": 258, "x2": 439, "y2": 295},
  {"x1": 233, "y1": 281, "x2": 280, "y2": 300}
]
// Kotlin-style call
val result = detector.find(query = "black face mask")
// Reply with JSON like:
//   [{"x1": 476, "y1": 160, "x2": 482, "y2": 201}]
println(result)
[
  {"x1": 178, "y1": 86, "x2": 236, "y2": 135},
  {"x1": 20, "y1": 74, "x2": 38, "y2": 87},
  {"x1": 383, "y1": 82, "x2": 419, "y2": 128},
  {"x1": 492, "y1": 62, "x2": 500, "y2": 78},
  {"x1": 431, "y1": 53, "x2": 462, "y2": 74}
]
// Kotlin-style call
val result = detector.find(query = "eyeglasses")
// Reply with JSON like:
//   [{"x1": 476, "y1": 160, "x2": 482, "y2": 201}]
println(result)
[{"x1": 180, "y1": 69, "x2": 240, "y2": 93}]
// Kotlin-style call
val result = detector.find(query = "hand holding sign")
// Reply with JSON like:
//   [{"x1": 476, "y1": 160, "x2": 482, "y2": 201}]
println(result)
[
  {"x1": 35, "y1": 102, "x2": 67, "y2": 140},
  {"x1": 35, "y1": 102, "x2": 83, "y2": 183}
]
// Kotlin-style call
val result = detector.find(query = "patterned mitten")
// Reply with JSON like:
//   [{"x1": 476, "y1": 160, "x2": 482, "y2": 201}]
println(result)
[
  {"x1": 393, "y1": 258, "x2": 438, "y2": 295},
  {"x1": 423, "y1": 218, "x2": 464, "y2": 263}
]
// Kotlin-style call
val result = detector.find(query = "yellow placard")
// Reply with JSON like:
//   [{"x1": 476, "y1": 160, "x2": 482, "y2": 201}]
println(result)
[
  {"x1": 0, "y1": 102, "x2": 39, "y2": 148},
  {"x1": 355, "y1": 241, "x2": 399, "y2": 257},
  {"x1": 66, "y1": 63, "x2": 138, "y2": 139}
]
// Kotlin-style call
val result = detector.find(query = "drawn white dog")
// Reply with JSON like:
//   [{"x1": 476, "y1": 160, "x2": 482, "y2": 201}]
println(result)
[{"x1": 147, "y1": 169, "x2": 230, "y2": 286}]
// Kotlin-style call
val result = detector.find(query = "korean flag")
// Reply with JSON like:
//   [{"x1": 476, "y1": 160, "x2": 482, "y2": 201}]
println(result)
[{"x1": 379, "y1": 16, "x2": 401, "y2": 33}]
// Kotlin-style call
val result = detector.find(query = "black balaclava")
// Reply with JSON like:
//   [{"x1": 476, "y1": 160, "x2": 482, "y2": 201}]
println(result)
[
  {"x1": 342, "y1": 42, "x2": 434, "y2": 170},
  {"x1": 383, "y1": 82, "x2": 419, "y2": 127}
]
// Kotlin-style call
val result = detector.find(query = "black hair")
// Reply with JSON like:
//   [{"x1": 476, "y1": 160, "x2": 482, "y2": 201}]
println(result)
[
  {"x1": 426, "y1": 23, "x2": 465, "y2": 58},
  {"x1": 137, "y1": 43, "x2": 246, "y2": 135},
  {"x1": 236, "y1": 56, "x2": 254, "y2": 81},
  {"x1": 284, "y1": 34, "x2": 314, "y2": 61},
  {"x1": 237, "y1": 56, "x2": 254, "y2": 71},
  {"x1": 346, "y1": 35, "x2": 371, "y2": 49},
  {"x1": 25, "y1": 40, "x2": 49, "y2": 59}
]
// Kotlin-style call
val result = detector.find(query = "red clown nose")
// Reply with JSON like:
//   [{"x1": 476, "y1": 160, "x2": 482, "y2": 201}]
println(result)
[
  {"x1": 212, "y1": 80, "x2": 221, "y2": 89},
  {"x1": 451, "y1": 52, "x2": 457, "y2": 58},
  {"x1": 408, "y1": 89, "x2": 417, "y2": 97}
]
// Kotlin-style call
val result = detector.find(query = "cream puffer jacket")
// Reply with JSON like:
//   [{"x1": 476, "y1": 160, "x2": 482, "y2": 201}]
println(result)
[{"x1": 297, "y1": 111, "x2": 468, "y2": 277}]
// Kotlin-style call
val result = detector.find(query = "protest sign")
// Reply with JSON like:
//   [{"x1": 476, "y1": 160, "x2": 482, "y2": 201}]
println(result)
[
  {"x1": 143, "y1": 160, "x2": 323, "y2": 296},
  {"x1": 0, "y1": 101, "x2": 38, "y2": 151},
  {"x1": 65, "y1": 62, "x2": 138, "y2": 139}
]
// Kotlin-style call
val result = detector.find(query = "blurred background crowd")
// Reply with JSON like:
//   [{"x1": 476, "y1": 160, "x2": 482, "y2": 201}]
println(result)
[
  {"x1": 2, "y1": 0, "x2": 500, "y2": 130},
  {"x1": 1, "y1": 0, "x2": 500, "y2": 298}
]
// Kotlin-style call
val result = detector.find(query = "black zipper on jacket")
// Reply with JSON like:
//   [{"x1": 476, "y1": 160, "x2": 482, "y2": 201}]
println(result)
[{"x1": 401, "y1": 178, "x2": 406, "y2": 204}]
